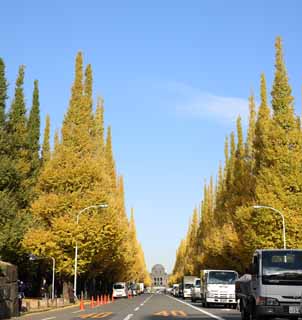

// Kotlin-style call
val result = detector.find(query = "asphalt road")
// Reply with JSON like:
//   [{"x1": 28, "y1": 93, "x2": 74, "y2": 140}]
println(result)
[{"x1": 19, "y1": 294, "x2": 241, "y2": 320}]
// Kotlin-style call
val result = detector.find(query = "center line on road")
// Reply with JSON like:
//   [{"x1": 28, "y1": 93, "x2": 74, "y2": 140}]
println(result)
[
  {"x1": 140, "y1": 303, "x2": 144, "y2": 306},
  {"x1": 123, "y1": 314, "x2": 133, "y2": 320},
  {"x1": 134, "y1": 307, "x2": 140, "y2": 311},
  {"x1": 168, "y1": 296, "x2": 225, "y2": 320},
  {"x1": 42, "y1": 317, "x2": 56, "y2": 320},
  {"x1": 142, "y1": 295, "x2": 153, "y2": 305}
]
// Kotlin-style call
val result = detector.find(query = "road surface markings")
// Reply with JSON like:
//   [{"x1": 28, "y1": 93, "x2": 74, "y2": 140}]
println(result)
[
  {"x1": 80, "y1": 312, "x2": 112, "y2": 319},
  {"x1": 154, "y1": 311, "x2": 170, "y2": 317},
  {"x1": 142, "y1": 295, "x2": 153, "y2": 305},
  {"x1": 123, "y1": 314, "x2": 133, "y2": 320},
  {"x1": 92, "y1": 313, "x2": 112, "y2": 319},
  {"x1": 168, "y1": 296, "x2": 225, "y2": 320},
  {"x1": 134, "y1": 307, "x2": 140, "y2": 311},
  {"x1": 80, "y1": 314, "x2": 95, "y2": 319},
  {"x1": 154, "y1": 311, "x2": 187, "y2": 317},
  {"x1": 171, "y1": 311, "x2": 187, "y2": 317},
  {"x1": 140, "y1": 303, "x2": 144, "y2": 306},
  {"x1": 42, "y1": 317, "x2": 56, "y2": 320}
]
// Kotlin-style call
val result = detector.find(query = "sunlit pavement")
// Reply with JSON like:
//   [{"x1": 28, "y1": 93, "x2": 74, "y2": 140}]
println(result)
[{"x1": 18, "y1": 293, "x2": 241, "y2": 320}]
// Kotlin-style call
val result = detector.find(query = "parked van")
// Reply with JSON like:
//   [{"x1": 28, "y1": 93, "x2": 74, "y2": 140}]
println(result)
[{"x1": 112, "y1": 282, "x2": 127, "y2": 298}]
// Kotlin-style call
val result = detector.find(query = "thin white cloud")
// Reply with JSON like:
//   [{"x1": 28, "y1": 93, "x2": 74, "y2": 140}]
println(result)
[{"x1": 162, "y1": 82, "x2": 249, "y2": 124}]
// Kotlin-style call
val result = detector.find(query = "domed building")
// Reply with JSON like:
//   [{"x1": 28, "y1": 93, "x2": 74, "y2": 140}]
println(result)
[{"x1": 150, "y1": 264, "x2": 169, "y2": 287}]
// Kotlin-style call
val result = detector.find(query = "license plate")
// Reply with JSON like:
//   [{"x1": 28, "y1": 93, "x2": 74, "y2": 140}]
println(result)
[
  {"x1": 289, "y1": 306, "x2": 300, "y2": 314},
  {"x1": 220, "y1": 299, "x2": 227, "y2": 303}
]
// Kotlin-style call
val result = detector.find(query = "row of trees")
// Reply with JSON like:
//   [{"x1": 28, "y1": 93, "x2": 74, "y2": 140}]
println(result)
[
  {"x1": 0, "y1": 52, "x2": 150, "y2": 296},
  {"x1": 170, "y1": 37, "x2": 302, "y2": 283}
]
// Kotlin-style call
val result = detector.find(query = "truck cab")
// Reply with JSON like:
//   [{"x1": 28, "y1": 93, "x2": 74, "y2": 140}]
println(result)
[
  {"x1": 236, "y1": 249, "x2": 302, "y2": 320},
  {"x1": 182, "y1": 276, "x2": 197, "y2": 299},
  {"x1": 201, "y1": 269, "x2": 238, "y2": 308}
]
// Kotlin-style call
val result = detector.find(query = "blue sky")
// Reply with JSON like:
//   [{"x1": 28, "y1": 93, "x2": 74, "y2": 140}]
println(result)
[{"x1": 2, "y1": 1, "x2": 302, "y2": 273}]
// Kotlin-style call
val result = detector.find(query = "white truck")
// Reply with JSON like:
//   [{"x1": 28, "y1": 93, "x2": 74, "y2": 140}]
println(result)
[
  {"x1": 191, "y1": 277, "x2": 201, "y2": 302},
  {"x1": 182, "y1": 276, "x2": 197, "y2": 299},
  {"x1": 172, "y1": 283, "x2": 179, "y2": 296},
  {"x1": 138, "y1": 283, "x2": 144, "y2": 294},
  {"x1": 236, "y1": 249, "x2": 302, "y2": 320},
  {"x1": 200, "y1": 269, "x2": 238, "y2": 308}
]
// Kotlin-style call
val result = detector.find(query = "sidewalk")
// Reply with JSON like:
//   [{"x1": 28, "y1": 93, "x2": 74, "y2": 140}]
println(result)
[{"x1": 19, "y1": 298, "x2": 80, "y2": 317}]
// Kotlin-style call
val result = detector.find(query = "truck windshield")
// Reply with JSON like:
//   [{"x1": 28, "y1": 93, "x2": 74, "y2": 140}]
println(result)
[
  {"x1": 208, "y1": 271, "x2": 238, "y2": 284},
  {"x1": 262, "y1": 251, "x2": 302, "y2": 284},
  {"x1": 113, "y1": 284, "x2": 125, "y2": 289}
]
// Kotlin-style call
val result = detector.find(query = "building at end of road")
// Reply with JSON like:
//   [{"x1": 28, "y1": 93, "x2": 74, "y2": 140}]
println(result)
[{"x1": 150, "y1": 264, "x2": 169, "y2": 288}]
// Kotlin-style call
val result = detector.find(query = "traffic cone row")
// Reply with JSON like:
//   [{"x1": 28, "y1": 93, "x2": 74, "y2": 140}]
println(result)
[{"x1": 80, "y1": 293, "x2": 115, "y2": 311}]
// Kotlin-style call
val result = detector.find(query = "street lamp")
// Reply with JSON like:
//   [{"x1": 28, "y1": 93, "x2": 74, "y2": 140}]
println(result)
[
  {"x1": 253, "y1": 205, "x2": 286, "y2": 249},
  {"x1": 73, "y1": 203, "x2": 108, "y2": 299},
  {"x1": 29, "y1": 254, "x2": 56, "y2": 300}
]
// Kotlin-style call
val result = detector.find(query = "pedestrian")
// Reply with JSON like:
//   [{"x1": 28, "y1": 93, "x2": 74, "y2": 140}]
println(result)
[{"x1": 18, "y1": 280, "x2": 25, "y2": 315}]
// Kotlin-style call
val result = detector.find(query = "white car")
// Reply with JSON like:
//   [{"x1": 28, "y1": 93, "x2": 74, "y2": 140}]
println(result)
[{"x1": 112, "y1": 282, "x2": 127, "y2": 298}]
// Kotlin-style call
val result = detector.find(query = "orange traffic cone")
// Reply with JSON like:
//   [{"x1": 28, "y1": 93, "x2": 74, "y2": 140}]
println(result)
[
  {"x1": 80, "y1": 297, "x2": 85, "y2": 310},
  {"x1": 90, "y1": 296, "x2": 95, "y2": 308},
  {"x1": 112, "y1": 295, "x2": 114, "y2": 303},
  {"x1": 97, "y1": 296, "x2": 100, "y2": 306},
  {"x1": 100, "y1": 295, "x2": 103, "y2": 305},
  {"x1": 105, "y1": 294, "x2": 108, "y2": 304},
  {"x1": 108, "y1": 294, "x2": 111, "y2": 303}
]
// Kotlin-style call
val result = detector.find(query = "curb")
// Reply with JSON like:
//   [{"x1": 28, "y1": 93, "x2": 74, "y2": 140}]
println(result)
[{"x1": 17, "y1": 301, "x2": 91, "y2": 318}]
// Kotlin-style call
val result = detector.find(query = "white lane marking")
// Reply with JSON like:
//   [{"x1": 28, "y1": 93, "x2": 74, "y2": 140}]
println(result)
[
  {"x1": 72, "y1": 309, "x2": 85, "y2": 313},
  {"x1": 42, "y1": 317, "x2": 56, "y2": 320},
  {"x1": 123, "y1": 314, "x2": 133, "y2": 320},
  {"x1": 142, "y1": 295, "x2": 153, "y2": 305},
  {"x1": 134, "y1": 307, "x2": 140, "y2": 311},
  {"x1": 140, "y1": 303, "x2": 144, "y2": 306},
  {"x1": 168, "y1": 295, "x2": 225, "y2": 320}
]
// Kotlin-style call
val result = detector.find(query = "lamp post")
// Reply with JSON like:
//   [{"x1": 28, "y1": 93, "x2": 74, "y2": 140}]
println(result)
[
  {"x1": 253, "y1": 205, "x2": 286, "y2": 249},
  {"x1": 29, "y1": 254, "x2": 56, "y2": 300},
  {"x1": 73, "y1": 203, "x2": 108, "y2": 299}
]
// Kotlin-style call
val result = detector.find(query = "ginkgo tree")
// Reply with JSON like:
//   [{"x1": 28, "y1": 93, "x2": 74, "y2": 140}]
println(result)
[
  {"x1": 23, "y1": 52, "x2": 149, "y2": 292},
  {"x1": 171, "y1": 36, "x2": 302, "y2": 278}
]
